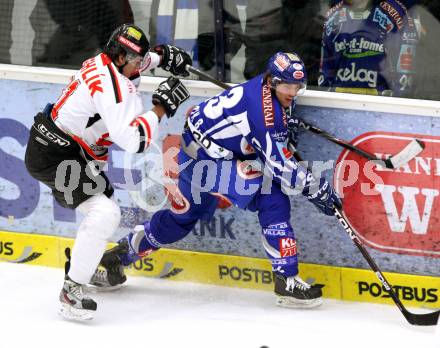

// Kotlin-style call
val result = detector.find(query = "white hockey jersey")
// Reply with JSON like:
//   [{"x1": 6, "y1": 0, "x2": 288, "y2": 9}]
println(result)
[{"x1": 51, "y1": 52, "x2": 161, "y2": 162}]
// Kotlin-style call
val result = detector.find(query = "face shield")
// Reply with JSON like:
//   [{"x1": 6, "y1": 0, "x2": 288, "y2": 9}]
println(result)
[
  {"x1": 275, "y1": 82, "x2": 307, "y2": 96},
  {"x1": 125, "y1": 51, "x2": 151, "y2": 72}
]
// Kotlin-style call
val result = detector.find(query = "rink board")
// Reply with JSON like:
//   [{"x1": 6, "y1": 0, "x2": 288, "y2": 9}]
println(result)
[{"x1": 1, "y1": 230, "x2": 439, "y2": 310}]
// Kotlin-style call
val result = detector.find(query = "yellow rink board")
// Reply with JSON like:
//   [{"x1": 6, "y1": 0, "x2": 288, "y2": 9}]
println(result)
[{"x1": 1, "y1": 230, "x2": 439, "y2": 309}]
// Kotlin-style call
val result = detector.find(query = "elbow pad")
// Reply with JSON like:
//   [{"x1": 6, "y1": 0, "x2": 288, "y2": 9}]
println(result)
[{"x1": 130, "y1": 110, "x2": 160, "y2": 153}]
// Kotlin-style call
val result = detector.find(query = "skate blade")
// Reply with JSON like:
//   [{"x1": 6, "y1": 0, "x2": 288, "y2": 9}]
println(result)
[
  {"x1": 58, "y1": 303, "x2": 94, "y2": 321},
  {"x1": 86, "y1": 283, "x2": 122, "y2": 293},
  {"x1": 276, "y1": 296, "x2": 323, "y2": 309}
]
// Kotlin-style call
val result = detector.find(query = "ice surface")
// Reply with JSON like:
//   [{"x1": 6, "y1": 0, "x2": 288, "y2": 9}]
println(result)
[{"x1": 0, "y1": 262, "x2": 438, "y2": 348}]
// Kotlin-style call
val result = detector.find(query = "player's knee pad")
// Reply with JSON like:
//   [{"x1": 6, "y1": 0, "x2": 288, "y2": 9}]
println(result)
[
  {"x1": 261, "y1": 222, "x2": 299, "y2": 277},
  {"x1": 77, "y1": 194, "x2": 121, "y2": 240}
]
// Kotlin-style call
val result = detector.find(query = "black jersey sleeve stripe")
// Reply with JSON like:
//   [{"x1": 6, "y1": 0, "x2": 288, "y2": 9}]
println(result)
[
  {"x1": 107, "y1": 65, "x2": 123, "y2": 104},
  {"x1": 136, "y1": 122, "x2": 146, "y2": 153}
]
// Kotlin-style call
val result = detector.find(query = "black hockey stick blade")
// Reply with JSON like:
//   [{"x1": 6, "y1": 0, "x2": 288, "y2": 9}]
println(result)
[
  {"x1": 334, "y1": 207, "x2": 440, "y2": 326},
  {"x1": 403, "y1": 308, "x2": 440, "y2": 326}
]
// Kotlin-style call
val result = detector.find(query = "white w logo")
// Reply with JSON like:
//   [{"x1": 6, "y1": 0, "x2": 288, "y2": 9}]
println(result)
[{"x1": 375, "y1": 184, "x2": 439, "y2": 235}]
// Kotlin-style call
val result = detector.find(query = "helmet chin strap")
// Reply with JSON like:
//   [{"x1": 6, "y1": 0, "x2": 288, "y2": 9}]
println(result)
[{"x1": 118, "y1": 61, "x2": 128, "y2": 74}]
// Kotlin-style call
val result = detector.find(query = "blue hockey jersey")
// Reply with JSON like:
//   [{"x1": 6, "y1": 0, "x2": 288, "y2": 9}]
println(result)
[
  {"x1": 182, "y1": 74, "x2": 312, "y2": 193},
  {"x1": 318, "y1": 0, "x2": 418, "y2": 96}
]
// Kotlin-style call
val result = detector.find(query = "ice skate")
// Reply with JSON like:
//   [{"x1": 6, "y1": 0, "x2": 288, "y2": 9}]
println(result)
[
  {"x1": 88, "y1": 240, "x2": 128, "y2": 291},
  {"x1": 59, "y1": 277, "x2": 97, "y2": 321},
  {"x1": 274, "y1": 274, "x2": 323, "y2": 309}
]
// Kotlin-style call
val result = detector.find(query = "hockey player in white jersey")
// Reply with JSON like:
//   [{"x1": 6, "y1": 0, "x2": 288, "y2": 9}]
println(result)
[{"x1": 24, "y1": 24, "x2": 191, "y2": 321}]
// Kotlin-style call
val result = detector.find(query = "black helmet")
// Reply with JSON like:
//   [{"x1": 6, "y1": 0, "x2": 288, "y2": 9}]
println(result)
[{"x1": 103, "y1": 24, "x2": 150, "y2": 61}]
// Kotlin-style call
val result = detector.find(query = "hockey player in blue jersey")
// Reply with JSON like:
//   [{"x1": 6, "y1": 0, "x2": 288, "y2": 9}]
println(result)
[
  {"x1": 319, "y1": 0, "x2": 418, "y2": 97},
  {"x1": 91, "y1": 52, "x2": 342, "y2": 308}
]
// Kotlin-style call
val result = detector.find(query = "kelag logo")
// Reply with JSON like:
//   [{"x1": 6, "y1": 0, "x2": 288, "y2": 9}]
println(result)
[{"x1": 335, "y1": 132, "x2": 440, "y2": 257}]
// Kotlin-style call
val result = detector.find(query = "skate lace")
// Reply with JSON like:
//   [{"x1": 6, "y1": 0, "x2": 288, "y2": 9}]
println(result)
[{"x1": 286, "y1": 276, "x2": 311, "y2": 292}]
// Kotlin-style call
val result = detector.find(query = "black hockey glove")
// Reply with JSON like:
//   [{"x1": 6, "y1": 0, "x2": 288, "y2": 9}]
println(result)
[
  {"x1": 306, "y1": 177, "x2": 342, "y2": 216},
  {"x1": 286, "y1": 109, "x2": 305, "y2": 152},
  {"x1": 154, "y1": 44, "x2": 192, "y2": 77},
  {"x1": 152, "y1": 77, "x2": 190, "y2": 117}
]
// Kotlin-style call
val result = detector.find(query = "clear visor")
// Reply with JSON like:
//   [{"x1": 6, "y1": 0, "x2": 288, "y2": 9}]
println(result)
[
  {"x1": 126, "y1": 51, "x2": 150, "y2": 71},
  {"x1": 275, "y1": 82, "x2": 307, "y2": 96}
]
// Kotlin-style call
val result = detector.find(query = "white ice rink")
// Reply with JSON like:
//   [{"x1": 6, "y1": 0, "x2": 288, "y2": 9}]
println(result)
[{"x1": 0, "y1": 261, "x2": 438, "y2": 348}]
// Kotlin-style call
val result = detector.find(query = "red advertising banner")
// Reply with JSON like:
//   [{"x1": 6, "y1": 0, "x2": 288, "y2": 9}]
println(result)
[{"x1": 334, "y1": 132, "x2": 440, "y2": 257}]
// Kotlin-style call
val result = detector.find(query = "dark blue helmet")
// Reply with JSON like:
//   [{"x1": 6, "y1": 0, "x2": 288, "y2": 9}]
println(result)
[{"x1": 267, "y1": 52, "x2": 307, "y2": 89}]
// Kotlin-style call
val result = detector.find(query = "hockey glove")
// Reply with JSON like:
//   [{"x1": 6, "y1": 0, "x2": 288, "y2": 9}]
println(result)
[
  {"x1": 154, "y1": 44, "x2": 192, "y2": 77},
  {"x1": 152, "y1": 77, "x2": 190, "y2": 117},
  {"x1": 306, "y1": 177, "x2": 342, "y2": 216}
]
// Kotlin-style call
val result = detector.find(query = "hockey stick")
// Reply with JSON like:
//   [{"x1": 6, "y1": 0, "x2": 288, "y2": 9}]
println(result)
[
  {"x1": 334, "y1": 206, "x2": 440, "y2": 326},
  {"x1": 186, "y1": 65, "x2": 425, "y2": 169},
  {"x1": 293, "y1": 149, "x2": 439, "y2": 326}
]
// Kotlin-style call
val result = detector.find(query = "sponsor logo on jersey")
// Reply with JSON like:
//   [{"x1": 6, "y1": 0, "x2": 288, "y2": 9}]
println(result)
[
  {"x1": 262, "y1": 82, "x2": 274, "y2": 127},
  {"x1": 271, "y1": 258, "x2": 288, "y2": 265},
  {"x1": 334, "y1": 131, "x2": 440, "y2": 258},
  {"x1": 402, "y1": 31, "x2": 417, "y2": 43},
  {"x1": 397, "y1": 44, "x2": 415, "y2": 73},
  {"x1": 379, "y1": 1, "x2": 403, "y2": 30},
  {"x1": 81, "y1": 57, "x2": 103, "y2": 97},
  {"x1": 334, "y1": 38, "x2": 384, "y2": 58},
  {"x1": 373, "y1": 7, "x2": 394, "y2": 32},
  {"x1": 336, "y1": 63, "x2": 378, "y2": 88},
  {"x1": 279, "y1": 238, "x2": 297, "y2": 257},
  {"x1": 269, "y1": 130, "x2": 288, "y2": 142},
  {"x1": 358, "y1": 281, "x2": 438, "y2": 303},
  {"x1": 263, "y1": 223, "x2": 288, "y2": 236}
]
